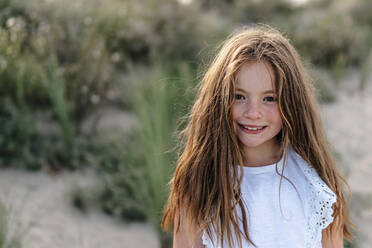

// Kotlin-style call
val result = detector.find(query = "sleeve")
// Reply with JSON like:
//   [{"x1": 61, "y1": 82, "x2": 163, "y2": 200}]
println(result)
[{"x1": 291, "y1": 151, "x2": 337, "y2": 248}]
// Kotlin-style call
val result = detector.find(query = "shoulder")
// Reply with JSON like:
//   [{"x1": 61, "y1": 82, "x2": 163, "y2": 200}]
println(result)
[
  {"x1": 287, "y1": 147, "x2": 338, "y2": 247},
  {"x1": 287, "y1": 148, "x2": 328, "y2": 188},
  {"x1": 287, "y1": 147, "x2": 336, "y2": 204}
]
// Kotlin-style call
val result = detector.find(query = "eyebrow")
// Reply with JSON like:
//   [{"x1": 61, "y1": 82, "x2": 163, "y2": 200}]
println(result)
[{"x1": 236, "y1": 88, "x2": 276, "y2": 94}]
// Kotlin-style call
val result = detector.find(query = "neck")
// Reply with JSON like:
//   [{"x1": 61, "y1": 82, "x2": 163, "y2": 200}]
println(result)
[{"x1": 242, "y1": 142, "x2": 282, "y2": 167}]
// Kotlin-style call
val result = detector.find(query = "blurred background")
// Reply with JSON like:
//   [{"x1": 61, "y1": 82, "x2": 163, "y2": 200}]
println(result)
[{"x1": 0, "y1": 0, "x2": 371, "y2": 247}]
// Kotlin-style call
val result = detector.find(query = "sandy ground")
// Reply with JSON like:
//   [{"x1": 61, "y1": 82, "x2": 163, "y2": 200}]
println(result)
[
  {"x1": 0, "y1": 169, "x2": 160, "y2": 248},
  {"x1": 0, "y1": 72, "x2": 371, "y2": 248}
]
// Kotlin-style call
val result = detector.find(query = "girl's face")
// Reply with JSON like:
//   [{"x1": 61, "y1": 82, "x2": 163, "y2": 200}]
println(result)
[{"x1": 232, "y1": 61, "x2": 282, "y2": 157}]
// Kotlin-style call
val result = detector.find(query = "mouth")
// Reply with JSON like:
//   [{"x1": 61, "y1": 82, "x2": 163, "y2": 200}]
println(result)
[{"x1": 238, "y1": 124, "x2": 267, "y2": 134}]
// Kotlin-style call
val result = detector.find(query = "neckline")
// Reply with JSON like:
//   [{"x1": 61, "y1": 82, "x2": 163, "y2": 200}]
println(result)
[{"x1": 241, "y1": 152, "x2": 284, "y2": 174}]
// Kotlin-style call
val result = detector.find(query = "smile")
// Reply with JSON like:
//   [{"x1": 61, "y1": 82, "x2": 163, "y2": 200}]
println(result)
[
  {"x1": 239, "y1": 124, "x2": 267, "y2": 133},
  {"x1": 243, "y1": 126, "x2": 264, "y2": 130}
]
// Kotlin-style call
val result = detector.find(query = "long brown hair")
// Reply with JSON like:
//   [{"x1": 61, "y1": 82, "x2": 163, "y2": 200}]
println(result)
[{"x1": 161, "y1": 25, "x2": 353, "y2": 247}]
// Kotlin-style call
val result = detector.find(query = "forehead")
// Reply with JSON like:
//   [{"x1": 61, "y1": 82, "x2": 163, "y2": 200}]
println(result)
[{"x1": 235, "y1": 61, "x2": 276, "y2": 91}]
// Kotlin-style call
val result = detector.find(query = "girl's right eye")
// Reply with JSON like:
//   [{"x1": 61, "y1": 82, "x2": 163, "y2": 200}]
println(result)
[{"x1": 235, "y1": 94, "x2": 245, "y2": 100}]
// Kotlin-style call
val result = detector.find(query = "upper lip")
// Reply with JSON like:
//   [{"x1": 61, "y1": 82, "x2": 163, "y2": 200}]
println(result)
[{"x1": 239, "y1": 124, "x2": 266, "y2": 127}]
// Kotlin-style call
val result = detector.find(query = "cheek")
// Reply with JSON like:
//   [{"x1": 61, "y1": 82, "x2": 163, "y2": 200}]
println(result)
[
  {"x1": 274, "y1": 113, "x2": 283, "y2": 129},
  {"x1": 268, "y1": 107, "x2": 282, "y2": 126}
]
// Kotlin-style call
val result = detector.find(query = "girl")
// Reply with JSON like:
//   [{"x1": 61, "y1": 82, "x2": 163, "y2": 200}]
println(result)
[{"x1": 161, "y1": 25, "x2": 353, "y2": 248}]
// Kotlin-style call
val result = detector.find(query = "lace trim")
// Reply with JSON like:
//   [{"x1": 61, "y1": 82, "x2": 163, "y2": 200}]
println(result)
[
  {"x1": 291, "y1": 151, "x2": 337, "y2": 248},
  {"x1": 202, "y1": 150, "x2": 337, "y2": 248}
]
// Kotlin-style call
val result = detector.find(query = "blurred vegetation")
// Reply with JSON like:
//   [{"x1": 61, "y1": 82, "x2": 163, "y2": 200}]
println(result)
[{"x1": 0, "y1": 0, "x2": 371, "y2": 246}]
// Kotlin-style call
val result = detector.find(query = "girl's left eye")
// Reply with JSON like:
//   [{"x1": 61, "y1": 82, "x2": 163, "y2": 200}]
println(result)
[{"x1": 263, "y1": 96, "x2": 276, "y2": 102}]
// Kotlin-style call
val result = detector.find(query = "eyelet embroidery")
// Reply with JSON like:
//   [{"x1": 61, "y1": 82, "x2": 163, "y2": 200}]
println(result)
[
  {"x1": 202, "y1": 150, "x2": 337, "y2": 248},
  {"x1": 292, "y1": 152, "x2": 337, "y2": 248}
]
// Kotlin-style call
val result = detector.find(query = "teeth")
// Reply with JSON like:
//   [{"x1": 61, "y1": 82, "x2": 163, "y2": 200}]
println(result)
[{"x1": 244, "y1": 126, "x2": 263, "y2": 130}]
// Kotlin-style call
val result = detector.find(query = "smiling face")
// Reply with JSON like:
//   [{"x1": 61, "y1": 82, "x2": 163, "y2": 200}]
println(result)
[{"x1": 232, "y1": 61, "x2": 283, "y2": 160}]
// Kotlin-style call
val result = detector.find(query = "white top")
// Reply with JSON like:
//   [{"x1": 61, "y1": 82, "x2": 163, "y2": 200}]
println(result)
[{"x1": 202, "y1": 148, "x2": 336, "y2": 248}]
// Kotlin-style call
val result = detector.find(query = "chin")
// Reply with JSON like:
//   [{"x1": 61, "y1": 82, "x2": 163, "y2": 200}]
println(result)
[{"x1": 240, "y1": 141, "x2": 265, "y2": 149}]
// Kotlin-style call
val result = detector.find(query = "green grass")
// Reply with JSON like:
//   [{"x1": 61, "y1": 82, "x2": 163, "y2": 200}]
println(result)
[
  {"x1": 42, "y1": 57, "x2": 75, "y2": 151},
  {"x1": 129, "y1": 61, "x2": 196, "y2": 223},
  {"x1": 88, "y1": 61, "x2": 197, "y2": 248}
]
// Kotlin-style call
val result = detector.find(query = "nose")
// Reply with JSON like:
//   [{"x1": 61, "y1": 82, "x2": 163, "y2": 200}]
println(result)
[{"x1": 243, "y1": 101, "x2": 262, "y2": 119}]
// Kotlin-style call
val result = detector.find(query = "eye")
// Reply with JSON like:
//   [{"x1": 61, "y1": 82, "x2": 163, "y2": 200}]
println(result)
[
  {"x1": 263, "y1": 96, "x2": 276, "y2": 102},
  {"x1": 235, "y1": 94, "x2": 245, "y2": 100}
]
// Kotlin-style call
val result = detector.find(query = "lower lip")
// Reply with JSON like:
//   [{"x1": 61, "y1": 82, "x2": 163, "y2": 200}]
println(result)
[{"x1": 239, "y1": 125, "x2": 266, "y2": 134}]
